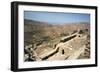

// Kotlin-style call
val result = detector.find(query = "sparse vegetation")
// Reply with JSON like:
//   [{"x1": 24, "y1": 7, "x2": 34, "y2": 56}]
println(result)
[{"x1": 24, "y1": 19, "x2": 90, "y2": 61}]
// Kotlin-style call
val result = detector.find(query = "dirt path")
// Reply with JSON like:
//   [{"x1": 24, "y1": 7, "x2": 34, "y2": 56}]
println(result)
[
  {"x1": 67, "y1": 45, "x2": 86, "y2": 60},
  {"x1": 46, "y1": 35, "x2": 87, "y2": 60}
]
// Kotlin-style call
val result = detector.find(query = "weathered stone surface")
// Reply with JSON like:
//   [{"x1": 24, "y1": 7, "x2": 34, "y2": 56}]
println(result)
[{"x1": 24, "y1": 33, "x2": 90, "y2": 61}]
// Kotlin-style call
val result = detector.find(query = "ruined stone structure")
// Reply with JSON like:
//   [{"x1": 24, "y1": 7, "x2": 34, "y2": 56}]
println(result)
[{"x1": 24, "y1": 32, "x2": 89, "y2": 61}]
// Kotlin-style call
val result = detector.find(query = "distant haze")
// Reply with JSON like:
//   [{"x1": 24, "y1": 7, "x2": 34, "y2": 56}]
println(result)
[{"x1": 24, "y1": 11, "x2": 90, "y2": 24}]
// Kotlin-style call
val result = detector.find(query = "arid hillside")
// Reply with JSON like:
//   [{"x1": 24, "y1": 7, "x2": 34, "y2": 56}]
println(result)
[
  {"x1": 24, "y1": 19, "x2": 90, "y2": 45},
  {"x1": 24, "y1": 19, "x2": 90, "y2": 61}
]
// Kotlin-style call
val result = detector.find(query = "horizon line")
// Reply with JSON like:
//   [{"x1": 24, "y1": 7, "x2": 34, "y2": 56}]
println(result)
[{"x1": 24, "y1": 18, "x2": 90, "y2": 25}]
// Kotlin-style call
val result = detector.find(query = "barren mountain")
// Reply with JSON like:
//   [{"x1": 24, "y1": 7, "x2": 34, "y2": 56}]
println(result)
[
  {"x1": 24, "y1": 19, "x2": 90, "y2": 61},
  {"x1": 24, "y1": 19, "x2": 90, "y2": 45}
]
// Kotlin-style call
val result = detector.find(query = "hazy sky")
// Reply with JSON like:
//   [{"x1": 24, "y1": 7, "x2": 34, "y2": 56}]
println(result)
[{"x1": 24, "y1": 11, "x2": 90, "y2": 24}]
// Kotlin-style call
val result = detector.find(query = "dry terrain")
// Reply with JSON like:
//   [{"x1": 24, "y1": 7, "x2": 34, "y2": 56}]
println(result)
[{"x1": 24, "y1": 19, "x2": 90, "y2": 62}]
